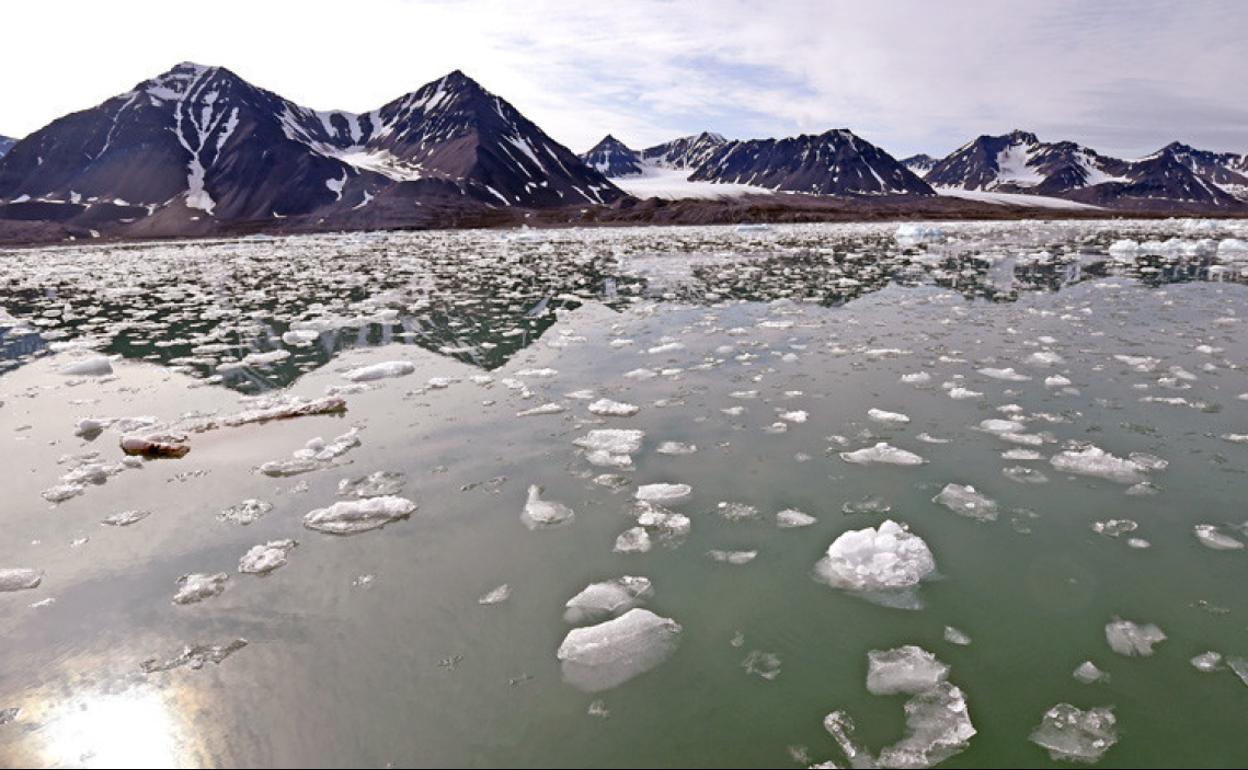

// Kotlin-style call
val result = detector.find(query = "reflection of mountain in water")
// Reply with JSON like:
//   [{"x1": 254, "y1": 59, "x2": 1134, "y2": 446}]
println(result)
[{"x1": 0, "y1": 227, "x2": 1244, "y2": 391}]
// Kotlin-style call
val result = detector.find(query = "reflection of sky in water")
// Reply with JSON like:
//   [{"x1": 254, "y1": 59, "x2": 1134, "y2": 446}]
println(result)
[
  {"x1": 0, "y1": 222, "x2": 1246, "y2": 391},
  {"x1": 30, "y1": 684, "x2": 195, "y2": 768}
]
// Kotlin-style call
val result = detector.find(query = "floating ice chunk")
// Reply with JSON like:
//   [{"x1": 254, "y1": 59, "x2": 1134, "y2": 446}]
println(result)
[
  {"x1": 238, "y1": 539, "x2": 297, "y2": 575},
  {"x1": 948, "y1": 387, "x2": 983, "y2": 400},
  {"x1": 1092, "y1": 519, "x2": 1137, "y2": 537},
  {"x1": 575, "y1": 429, "x2": 644, "y2": 467},
  {"x1": 635, "y1": 483, "x2": 692, "y2": 504},
  {"x1": 840, "y1": 442, "x2": 924, "y2": 466},
  {"x1": 1193, "y1": 524, "x2": 1243, "y2": 550},
  {"x1": 866, "y1": 646, "x2": 950, "y2": 695},
  {"x1": 894, "y1": 223, "x2": 946, "y2": 245},
  {"x1": 868, "y1": 408, "x2": 910, "y2": 424},
  {"x1": 932, "y1": 483, "x2": 999, "y2": 522},
  {"x1": 978, "y1": 418, "x2": 1023, "y2": 435},
  {"x1": 58, "y1": 356, "x2": 113, "y2": 376},
  {"x1": 563, "y1": 576, "x2": 653, "y2": 624},
  {"x1": 141, "y1": 639, "x2": 248, "y2": 673},
  {"x1": 1003, "y1": 449, "x2": 1043, "y2": 460},
  {"x1": 742, "y1": 650, "x2": 782, "y2": 680},
  {"x1": 121, "y1": 433, "x2": 190, "y2": 458},
  {"x1": 815, "y1": 520, "x2": 936, "y2": 608},
  {"x1": 588, "y1": 399, "x2": 640, "y2": 417},
  {"x1": 1051, "y1": 445, "x2": 1147, "y2": 484},
  {"x1": 901, "y1": 372, "x2": 931, "y2": 385},
  {"x1": 303, "y1": 496, "x2": 416, "y2": 534},
  {"x1": 516, "y1": 402, "x2": 565, "y2": 417},
  {"x1": 1029, "y1": 704, "x2": 1117, "y2": 763},
  {"x1": 707, "y1": 549, "x2": 757, "y2": 565},
  {"x1": 877, "y1": 682, "x2": 976, "y2": 768},
  {"x1": 823, "y1": 711, "x2": 873, "y2": 769},
  {"x1": 282, "y1": 329, "x2": 320, "y2": 345},
  {"x1": 779, "y1": 410, "x2": 808, "y2": 423},
  {"x1": 0, "y1": 568, "x2": 42, "y2": 592},
  {"x1": 1073, "y1": 661, "x2": 1109, "y2": 684},
  {"x1": 978, "y1": 367, "x2": 1031, "y2": 382},
  {"x1": 716, "y1": 501, "x2": 758, "y2": 520},
  {"x1": 478, "y1": 583, "x2": 512, "y2": 605},
  {"x1": 613, "y1": 527, "x2": 652, "y2": 554},
  {"x1": 777, "y1": 509, "x2": 817, "y2": 528},
  {"x1": 944, "y1": 627, "x2": 972, "y2": 646},
  {"x1": 1003, "y1": 466, "x2": 1048, "y2": 484},
  {"x1": 522, "y1": 485, "x2": 575, "y2": 529},
  {"x1": 623, "y1": 368, "x2": 657, "y2": 380},
  {"x1": 242, "y1": 349, "x2": 290, "y2": 366},
  {"x1": 515, "y1": 367, "x2": 558, "y2": 378},
  {"x1": 1045, "y1": 375, "x2": 1072, "y2": 389},
  {"x1": 218, "y1": 498, "x2": 272, "y2": 525},
  {"x1": 102, "y1": 509, "x2": 151, "y2": 526},
  {"x1": 338, "y1": 471, "x2": 405, "y2": 498},
  {"x1": 656, "y1": 441, "x2": 697, "y2": 455},
  {"x1": 343, "y1": 360, "x2": 415, "y2": 382},
  {"x1": 916, "y1": 433, "x2": 950, "y2": 444},
  {"x1": 1105, "y1": 618, "x2": 1166, "y2": 656},
  {"x1": 556, "y1": 608, "x2": 682, "y2": 692},
  {"x1": 1191, "y1": 651, "x2": 1223, "y2": 672},
  {"x1": 1026, "y1": 351, "x2": 1064, "y2": 367},
  {"x1": 173, "y1": 572, "x2": 228, "y2": 604}
]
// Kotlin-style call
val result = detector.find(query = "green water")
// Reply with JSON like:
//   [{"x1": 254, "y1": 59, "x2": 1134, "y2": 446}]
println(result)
[{"x1": 1, "y1": 221, "x2": 1247, "y2": 767}]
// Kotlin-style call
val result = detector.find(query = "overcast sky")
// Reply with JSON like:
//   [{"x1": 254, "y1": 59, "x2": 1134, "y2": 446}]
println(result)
[{"x1": 2, "y1": 0, "x2": 1245, "y2": 159}]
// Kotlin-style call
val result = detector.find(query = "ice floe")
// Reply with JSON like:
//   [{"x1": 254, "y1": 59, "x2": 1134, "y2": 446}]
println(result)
[
  {"x1": 556, "y1": 608, "x2": 682, "y2": 692},
  {"x1": 303, "y1": 496, "x2": 416, "y2": 534},
  {"x1": 1029, "y1": 704, "x2": 1117, "y2": 763},
  {"x1": 1105, "y1": 617, "x2": 1166, "y2": 656},
  {"x1": 563, "y1": 576, "x2": 652, "y2": 624},
  {"x1": 932, "y1": 484, "x2": 999, "y2": 522},
  {"x1": 173, "y1": 572, "x2": 228, "y2": 604},
  {"x1": 522, "y1": 485, "x2": 575, "y2": 529},
  {"x1": 840, "y1": 442, "x2": 925, "y2": 466},
  {"x1": 814, "y1": 520, "x2": 936, "y2": 608},
  {"x1": 0, "y1": 568, "x2": 43, "y2": 592},
  {"x1": 238, "y1": 540, "x2": 297, "y2": 575}
]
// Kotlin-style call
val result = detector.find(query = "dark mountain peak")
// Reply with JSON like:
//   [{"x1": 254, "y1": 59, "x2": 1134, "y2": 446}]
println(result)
[
  {"x1": 689, "y1": 130, "x2": 932, "y2": 197},
  {"x1": 0, "y1": 135, "x2": 15, "y2": 160},
  {"x1": 1007, "y1": 129, "x2": 1039, "y2": 144},
  {"x1": 581, "y1": 135, "x2": 642, "y2": 177}
]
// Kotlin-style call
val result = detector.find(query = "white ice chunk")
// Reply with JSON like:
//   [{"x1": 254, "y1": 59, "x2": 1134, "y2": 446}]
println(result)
[
  {"x1": 635, "y1": 483, "x2": 692, "y2": 504},
  {"x1": 522, "y1": 485, "x2": 575, "y2": 529},
  {"x1": 866, "y1": 646, "x2": 950, "y2": 695},
  {"x1": 563, "y1": 576, "x2": 653, "y2": 624},
  {"x1": 343, "y1": 360, "x2": 415, "y2": 382},
  {"x1": 932, "y1": 484, "x2": 999, "y2": 522},
  {"x1": 1029, "y1": 704, "x2": 1117, "y2": 764},
  {"x1": 840, "y1": 442, "x2": 925, "y2": 466},
  {"x1": 556, "y1": 608, "x2": 682, "y2": 692},
  {"x1": 238, "y1": 539, "x2": 297, "y2": 575},
  {"x1": 303, "y1": 496, "x2": 416, "y2": 534},
  {"x1": 815, "y1": 520, "x2": 936, "y2": 607},
  {"x1": 1105, "y1": 618, "x2": 1166, "y2": 656}
]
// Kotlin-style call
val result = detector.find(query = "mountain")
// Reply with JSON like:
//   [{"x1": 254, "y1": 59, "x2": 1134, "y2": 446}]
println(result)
[
  {"x1": 0, "y1": 63, "x2": 621, "y2": 233},
  {"x1": 688, "y1": 129, "x2": 933, "y2": 196},
  {"x1": 901, "y1": 153, "x2": 937, "y2": 175},
  {"x1": 924, "y1": 130, "x2": 1247, "y2": 208},
  {"x1": 641, "y1": 132, "x2": 728, "y2": 170},
  {"x1": 0, "y1": 135, "x2": 14, "y2": 159},
  {"x1": 581, "y1": 135, "x2": 643, "y2": 177}
]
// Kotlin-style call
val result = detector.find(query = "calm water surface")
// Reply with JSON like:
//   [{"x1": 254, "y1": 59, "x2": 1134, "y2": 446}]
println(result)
[{"x1": 2, "y1": 220, "x2": 1248, "y2": 767}]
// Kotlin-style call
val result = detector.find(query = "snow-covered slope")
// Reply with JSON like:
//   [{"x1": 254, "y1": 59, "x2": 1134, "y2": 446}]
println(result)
[
  {"x1": 641, "y1": 132, "x2": 729, "y2": 170},
  {"x1": 924, "y1": 130, "x2": 1246, "y2": 209}
]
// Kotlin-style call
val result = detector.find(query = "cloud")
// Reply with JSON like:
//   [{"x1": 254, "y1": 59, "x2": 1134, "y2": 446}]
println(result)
[{"x1": 0, "y1": 0, "x2": 1244, "y2": 159}]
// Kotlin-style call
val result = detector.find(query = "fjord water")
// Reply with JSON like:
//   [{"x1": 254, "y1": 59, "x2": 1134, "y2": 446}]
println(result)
[{"x1": 2, "y1": 221, "x2": 1248, "y2": 767}]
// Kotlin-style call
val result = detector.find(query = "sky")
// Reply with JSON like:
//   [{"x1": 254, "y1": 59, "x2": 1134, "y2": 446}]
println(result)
[{"x1": 1, "y1": 0, "x2": 1246, "y2": 159}]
